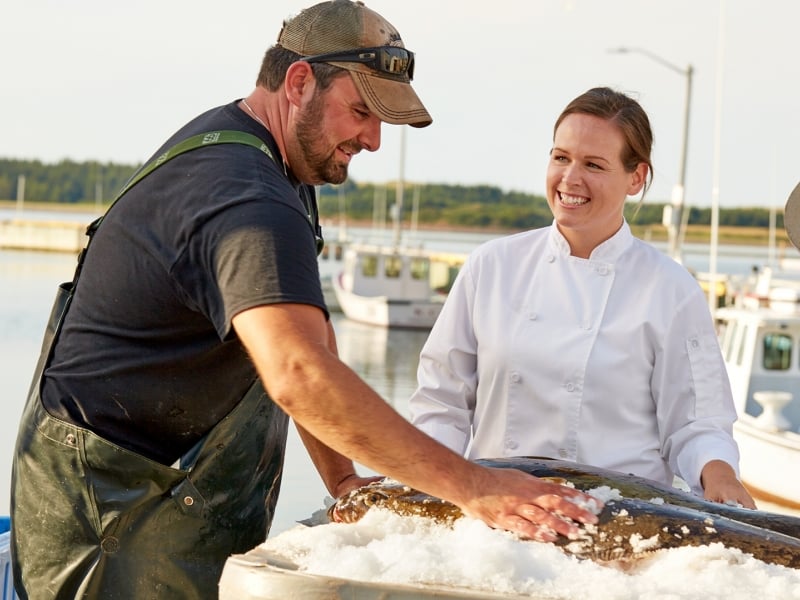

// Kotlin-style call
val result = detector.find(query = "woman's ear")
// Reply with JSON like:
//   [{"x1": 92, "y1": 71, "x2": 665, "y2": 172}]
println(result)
[{"x1": 627, "y1": 163, "x2": 648, "y2": 196}]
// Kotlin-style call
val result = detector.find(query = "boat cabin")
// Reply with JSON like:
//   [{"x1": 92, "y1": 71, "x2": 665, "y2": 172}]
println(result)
[{"x1": 717, "y1": 305, "x2": 800, "y2": 432}]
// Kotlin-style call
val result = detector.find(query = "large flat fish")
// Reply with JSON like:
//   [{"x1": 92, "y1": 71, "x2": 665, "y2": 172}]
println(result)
[{"x1": 328, "y1": 457, "x2": 800, "y2": 569}]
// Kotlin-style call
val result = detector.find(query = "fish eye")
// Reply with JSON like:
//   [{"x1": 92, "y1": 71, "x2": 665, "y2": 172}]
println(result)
[{"x1": 366, "y1": 491, "x2": 388, "y2": 506}]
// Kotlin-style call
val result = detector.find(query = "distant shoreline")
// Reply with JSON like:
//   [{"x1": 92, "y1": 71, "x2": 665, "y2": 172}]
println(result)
[{"x1": 2, "y1": 200, "x2": 791, "y2": 248}]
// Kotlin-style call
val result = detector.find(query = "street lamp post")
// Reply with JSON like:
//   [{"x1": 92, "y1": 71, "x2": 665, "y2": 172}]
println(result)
[{"x1": 609, "y1": 47, "x2": 693, "y2": 261}]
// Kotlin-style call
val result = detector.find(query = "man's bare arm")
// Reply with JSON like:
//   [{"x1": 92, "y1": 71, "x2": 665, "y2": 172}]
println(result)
[{"x1": 233, "y1": 302, "x2": 600, "y2": 541}]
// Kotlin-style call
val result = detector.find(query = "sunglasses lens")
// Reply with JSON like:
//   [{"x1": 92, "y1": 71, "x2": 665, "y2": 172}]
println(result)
[
  {"x1": 305, "y1": 47, "x2": 415, "y2": 80},
  {"x1": 380, "y1": 48, "x2": 413, "y2": 78}
]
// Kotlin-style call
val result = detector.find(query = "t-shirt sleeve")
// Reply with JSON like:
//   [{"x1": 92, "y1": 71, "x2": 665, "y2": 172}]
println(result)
[{"x1": 174, "y1": 198, "x2": 325, "y2": 340}]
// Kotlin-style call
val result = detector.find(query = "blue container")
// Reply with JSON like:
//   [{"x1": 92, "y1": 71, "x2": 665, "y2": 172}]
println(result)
[{"x1": 0, "y1": 517, "x2": 18, "y2": 600}]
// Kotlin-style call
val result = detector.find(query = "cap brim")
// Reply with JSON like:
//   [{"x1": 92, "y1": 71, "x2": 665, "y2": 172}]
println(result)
[
  {"x1": 784, "y1": 181, "x2": 800, "y2": 249},
  {"x1": 345, "y1": 69, "x2": 432, "y2": 128}
]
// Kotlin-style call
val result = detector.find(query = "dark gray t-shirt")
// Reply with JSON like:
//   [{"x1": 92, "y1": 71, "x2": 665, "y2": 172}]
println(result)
[{"x1": 41, "y1": 101, "x2": 325, "y2": 464}]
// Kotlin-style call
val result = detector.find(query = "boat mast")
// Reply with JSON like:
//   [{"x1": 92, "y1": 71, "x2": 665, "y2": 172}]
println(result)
[
  {"x1": 708, "y1": 0, "x2": 725, "y2": 313},
  {"x1": 393, "y1": 126, "x2": 406, "y2": 248}
]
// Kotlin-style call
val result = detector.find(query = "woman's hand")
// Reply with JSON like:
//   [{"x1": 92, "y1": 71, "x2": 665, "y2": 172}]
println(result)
[{"x1": 701, "y1": 459, "x2": 757, "y2": 509}]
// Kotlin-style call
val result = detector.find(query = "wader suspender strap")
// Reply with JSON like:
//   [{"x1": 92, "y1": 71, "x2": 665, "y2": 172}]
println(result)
[
  {"x1": 70, "y1": 130, "x2": 277, "y2": 286},
  {"x1": 12, "y1": 130, "x2": 291, "y2": 597}
]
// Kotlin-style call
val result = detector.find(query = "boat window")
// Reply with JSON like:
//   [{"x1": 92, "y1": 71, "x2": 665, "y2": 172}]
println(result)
[
  {"x1": 384, "y1": 256, "x2": 402, "y2": 279},
  {"x1": 409, "y1": 258, "x2": 429, "y2": 280},
  {"x1": 762, "y1": 332, "x2": 793, "y2": 371},
  {"x1": 360, "y1": 255, "x2": 378, "y2": 278}
]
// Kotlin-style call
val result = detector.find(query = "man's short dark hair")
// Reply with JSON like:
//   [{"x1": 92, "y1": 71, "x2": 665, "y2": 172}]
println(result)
[{"x1": 257, "y1": 45, "x2": 346, "y2": 92}]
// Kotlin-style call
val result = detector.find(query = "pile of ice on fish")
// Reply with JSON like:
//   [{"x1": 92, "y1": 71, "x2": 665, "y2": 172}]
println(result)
[
  {"x1": 262, "y1": 507, "x2": 799, "y2": 600},
  {"x1": 257, "y1": 458, "x2": 800, "y2": 599}
]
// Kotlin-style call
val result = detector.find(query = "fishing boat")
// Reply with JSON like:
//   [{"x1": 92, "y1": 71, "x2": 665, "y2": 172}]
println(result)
[
  {"x1": 332, "y1": 242, "x2": 464, "y2": 329},
  {"x1": 330, "y1": 126, "x2": 467, "y2": 329},
  {"x1": 716, "y1": 292, "x2": 800, "y2": 509}
]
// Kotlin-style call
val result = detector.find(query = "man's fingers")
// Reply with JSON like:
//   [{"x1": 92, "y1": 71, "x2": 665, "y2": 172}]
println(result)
[
  {"x1": 538, "y1": 489, "x2": 602, "y2": 523},
  {"x1": 516, "y1": 502, "x2": 582, "y2": 540},
  {"x1": 500, "y1": 513, "x2": 559, "y2": 542}
]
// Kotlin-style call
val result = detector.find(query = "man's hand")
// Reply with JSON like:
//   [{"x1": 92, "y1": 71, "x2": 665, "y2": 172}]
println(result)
[
  {"x1": 701, "y1": 459, "x2": 756, "y2": 509},
  {"x1": 458, "y1": 466, "x2": 602, "y2": 542},
  {"x1": 333, "y1": 473, "x2": 384, "y2": 498}
]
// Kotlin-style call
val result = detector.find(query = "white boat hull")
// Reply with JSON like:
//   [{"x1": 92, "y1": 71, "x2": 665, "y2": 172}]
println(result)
[
  {"x1": 333, "y1": 273, "x2": 444, "y2": 329},
  {"x1": 733, "y1": 417, "x2": 800, "y2": 508}
]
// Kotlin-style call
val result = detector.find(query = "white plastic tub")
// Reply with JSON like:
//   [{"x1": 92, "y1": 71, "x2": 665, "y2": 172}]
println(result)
[{"x1": 218, "y1": 545, "x2": 531, "y2": 600}]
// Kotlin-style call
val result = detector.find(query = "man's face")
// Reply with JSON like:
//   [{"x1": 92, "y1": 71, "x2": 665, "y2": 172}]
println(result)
[{"x1": 294, "y1": 74, "x2": 382, "y2": 185}]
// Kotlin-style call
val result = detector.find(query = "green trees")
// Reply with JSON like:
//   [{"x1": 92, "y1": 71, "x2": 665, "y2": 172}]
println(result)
[
  {"x1": 0, "y1": 159, "x2": 135, "y2": 205},
  {"x1": 318, "y1": 181, "x2": 784, "y2": 231}
]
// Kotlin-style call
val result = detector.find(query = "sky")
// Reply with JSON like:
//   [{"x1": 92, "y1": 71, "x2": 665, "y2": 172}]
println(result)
[{"x1": 2, "y1": 0, "x2": 798, "y2": 209}]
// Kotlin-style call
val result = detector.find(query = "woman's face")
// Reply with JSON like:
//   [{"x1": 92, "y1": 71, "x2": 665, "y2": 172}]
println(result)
[{"x1": 546, "y1": 113, "x2": 647, "y2": 258}]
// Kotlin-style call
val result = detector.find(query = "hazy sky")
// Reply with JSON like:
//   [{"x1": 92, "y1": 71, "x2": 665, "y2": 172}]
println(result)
[{"x1": 3, "y1": 0, "x2": 798, "y2": 208}]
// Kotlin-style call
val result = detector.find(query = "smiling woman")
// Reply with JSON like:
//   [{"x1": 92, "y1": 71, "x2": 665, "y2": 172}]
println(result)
[{"x1": 409, "y1": 86, "x2": 757, "y2": 518}]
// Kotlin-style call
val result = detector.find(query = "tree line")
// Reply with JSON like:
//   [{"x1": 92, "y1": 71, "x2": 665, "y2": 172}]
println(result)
[
  {"x1": 0, "y1": 158, "x2": 783, "y2": 231},
  {"x1": 317, "y1": 179, "x2": 784, "y2": 232}
]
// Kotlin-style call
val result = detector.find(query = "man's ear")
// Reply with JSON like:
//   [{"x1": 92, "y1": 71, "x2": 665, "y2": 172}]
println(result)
[{"x1": 284, "y1": 61, "x2": 316, "y2": 108}]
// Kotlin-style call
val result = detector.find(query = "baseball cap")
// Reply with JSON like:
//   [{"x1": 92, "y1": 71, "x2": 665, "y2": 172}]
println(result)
[
  {"x1": 784, "y1": 181, "x2": 800, "y2": 249},
  {"x1": 277, "y1": 0, "x2": 432, "y2": 128}
]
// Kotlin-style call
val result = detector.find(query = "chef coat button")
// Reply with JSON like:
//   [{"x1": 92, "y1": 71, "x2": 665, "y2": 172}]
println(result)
[
  {"x1": 598, "y1": 265, "x2": 609, "y2": 275},
  {"x1": 558, "y1": 448, "x2": 568, "y2": 458},
  {"x1": 507, "y1": 440, "x2": 519, "y2": 451},
  {"x1": 547, "y1": 255, "x2": 555, "y2": 263},
  {"x1": 566, "y1": 383, "x2": 575, "y2": 392},
  {"x1": 529, "y1": 312, "x2": 537, "y2": 320},
  {"x1": 510, "y1": 372, "x2": 521, "y2": 383},
  {"x1": 691, "y1": 338, "x2": 699, "y2": 348}
]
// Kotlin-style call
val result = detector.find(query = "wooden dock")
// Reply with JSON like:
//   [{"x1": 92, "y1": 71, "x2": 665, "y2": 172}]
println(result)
[{"x1": 0, "y1": 218, "x2": 88, "y2": 253}]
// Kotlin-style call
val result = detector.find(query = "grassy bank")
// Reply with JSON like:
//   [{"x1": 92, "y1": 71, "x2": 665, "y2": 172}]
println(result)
[{"x1": 630, "y1": 224, "x2": 790, "y2": 247}]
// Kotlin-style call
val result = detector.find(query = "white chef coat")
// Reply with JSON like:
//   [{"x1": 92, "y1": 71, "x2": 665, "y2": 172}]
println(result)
[{"x1": 409, "y1": 221, "x2": 741, "y2": 494}]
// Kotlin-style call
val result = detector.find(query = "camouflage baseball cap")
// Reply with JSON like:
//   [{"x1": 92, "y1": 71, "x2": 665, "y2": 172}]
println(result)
[{"x1": 278, "y1": 0, "x2": 432, "y2": 128}]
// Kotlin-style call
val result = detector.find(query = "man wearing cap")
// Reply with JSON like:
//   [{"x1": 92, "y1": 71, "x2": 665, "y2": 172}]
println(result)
[{"x1": 10, "y1": 1, "x2": 599, "y2": 598}]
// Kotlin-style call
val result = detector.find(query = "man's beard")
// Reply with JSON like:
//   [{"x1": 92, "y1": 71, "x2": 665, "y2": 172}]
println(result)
[{"x1": 295, "y1": 89, "x2": 361, "y2": 185}]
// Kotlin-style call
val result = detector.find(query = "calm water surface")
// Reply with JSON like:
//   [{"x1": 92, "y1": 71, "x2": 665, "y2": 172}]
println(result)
[{"x1": 0, "y1": 226, "x2": 796, "y2": 534}]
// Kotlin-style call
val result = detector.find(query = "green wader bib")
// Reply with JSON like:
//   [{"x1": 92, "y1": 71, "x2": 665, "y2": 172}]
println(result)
[
  {"x1": 11, "y1": 137, "x2": 296, "y2": 600},
  {"x1": 11, "y1": 283, "x2": 289, "y2": 600},
  {"x1": 11, "y1": 288, "x2": 288, "y2": 600},
  {"x1": 10, "y1": 132, "x2": 294, "y2": 599}
]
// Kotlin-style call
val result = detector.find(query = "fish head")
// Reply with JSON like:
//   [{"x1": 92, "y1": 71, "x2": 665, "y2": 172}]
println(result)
[{"x1": 328, "y1": 480, "x2": 409, "y2": 523}]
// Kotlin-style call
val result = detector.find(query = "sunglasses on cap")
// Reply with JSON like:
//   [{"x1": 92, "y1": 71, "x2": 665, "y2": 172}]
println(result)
[{"x1": 303, "y1": 46, "x2": 415, "y2": 81}]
